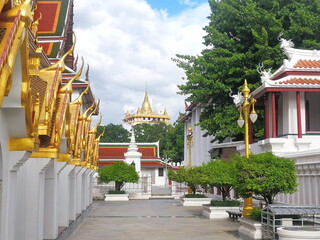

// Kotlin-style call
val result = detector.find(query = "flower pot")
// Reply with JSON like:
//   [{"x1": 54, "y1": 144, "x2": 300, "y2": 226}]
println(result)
[
  {"x1": 202, "y1": 205, "x2": 240, "y2": 219},
  {"x1": 104, "y1": 194, "x2": 129, "y2": 201},
  {"x1": 180, "y1": 198, "x2": 211, "y2": 206},
  {"x1": 278, "y1": 227, "x2": 320, "y2": 240},
  {"x1": 238, "y1": 217, "x2": 262, "y2": 240}
]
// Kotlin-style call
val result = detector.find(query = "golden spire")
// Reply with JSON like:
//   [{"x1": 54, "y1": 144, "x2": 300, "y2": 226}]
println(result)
[{"x1": 141, "y1": 84, "x2": 152, "y2": 114}]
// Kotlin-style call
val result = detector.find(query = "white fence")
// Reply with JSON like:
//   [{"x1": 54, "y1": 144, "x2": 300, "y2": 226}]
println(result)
[{"x1": 171, "y1": 181, "x2": 188, "y2": 195}]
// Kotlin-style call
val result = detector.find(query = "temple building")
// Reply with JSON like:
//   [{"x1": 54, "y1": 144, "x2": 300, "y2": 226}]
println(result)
[
  {"x1": 0, "y1": 1, "x2": 101, "y2": 239},
  {"x1": 123, "y1": 89, "x2": 170, "y2": 125}
]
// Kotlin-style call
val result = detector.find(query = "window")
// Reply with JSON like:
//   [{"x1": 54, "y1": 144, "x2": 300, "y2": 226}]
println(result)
[{"x1": 158, "y1": 168, "x2": 164, "y2": 177}]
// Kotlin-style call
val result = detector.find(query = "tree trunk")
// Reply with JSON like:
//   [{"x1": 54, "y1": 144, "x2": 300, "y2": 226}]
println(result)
[{"x1": 115, "y1": 181, "x2": 123, "y2": 191}]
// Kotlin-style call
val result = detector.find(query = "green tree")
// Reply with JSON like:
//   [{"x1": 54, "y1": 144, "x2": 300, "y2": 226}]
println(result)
[
  {"x1": 97, "y1": 162, "x2": 139, "y2": 191},
  {"x1": 231, "y1": 152, "x2": 298, "y2": 204},
  {"x1": 133, "y1": 121, "x2": 184, "y2": 162},
  {"x1": 167, "y1": 167, "x2": 203, "y2": 194},
  {"x1": 162, "y1": 121, "x2": 184, "y2": 163},
  {"x1": 200, "y1": 159, "x2": 236, "y2": 201},
  {"x1": 174, "y1": 0, "x2": 320, "y2": 142},
  {"x1": 97, "y1": 124, "x2": 130, "y2": 143}
]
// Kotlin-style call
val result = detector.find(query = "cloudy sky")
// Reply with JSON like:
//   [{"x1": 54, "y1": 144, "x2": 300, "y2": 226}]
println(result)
[{"x1": 73, "y1": 0, "x2": 211, "y2": 125}]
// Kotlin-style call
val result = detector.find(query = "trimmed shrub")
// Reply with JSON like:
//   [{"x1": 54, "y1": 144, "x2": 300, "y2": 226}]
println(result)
[
  {"x1": 210, "y1": 200, "x2": 241, "y2": 207},
  {"x1": 108, "y1": 190, "x2": 126, "y2": 194},
  {"x1": 251, "y1": 208, "x2": 262, "y2": 222},
  {"x1": 184, "y1": 194, "x2": 206, "y2": 198}
]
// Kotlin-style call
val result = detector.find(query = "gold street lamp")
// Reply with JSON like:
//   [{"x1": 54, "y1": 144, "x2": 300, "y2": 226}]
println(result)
[
  {"x1": 186, "y1": 124, "x2": 193, "y2": 194},
  {"x1": 236, "y1": 80, "x2": 258, "y2": 218},
  {"x1": 186, "y1": 124, "x2": 193, "y2": 169}
]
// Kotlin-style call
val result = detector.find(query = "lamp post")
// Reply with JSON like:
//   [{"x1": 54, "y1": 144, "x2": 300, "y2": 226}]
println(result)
[
  {"x1": 236, "y1": 80, "x2": 258, "y2": 218},
  {"x1": 186, "y1": 124, "x2": 193, "y2": 194},
  {"x1": 186, "y1": 124, "x2": 193, "y2": 169},
  {"x1": 162, "y1": 156, "x2": 171, "y2": 186}
]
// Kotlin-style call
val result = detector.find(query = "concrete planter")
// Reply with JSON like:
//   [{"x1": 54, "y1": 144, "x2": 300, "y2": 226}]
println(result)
[
  {"x1": 278, "y1": 227, "x2": 320, "y2": 240},
  {"x1": 104, "y1": 194, "x2": 129, "y2": 201},
  {"x1": 181, "y1": 198, "x2": 211, "y2": 206},
  {"x1": 238, "y1": 217, "x2": 262, "y2": 240},
  {"x1": 202, "y1": 206, "x2": 240, "y2": 219}
]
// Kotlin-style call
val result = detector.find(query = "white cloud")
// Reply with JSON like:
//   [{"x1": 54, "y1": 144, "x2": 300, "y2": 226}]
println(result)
[{"x1": 74, "y1": 0, "x2": 210, "y2": 125}]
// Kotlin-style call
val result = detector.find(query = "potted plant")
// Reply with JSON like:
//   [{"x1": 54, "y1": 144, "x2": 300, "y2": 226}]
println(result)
[
  {"x1": 232, "y1": 152, "x2": 298, "y2": 205},
  {"x1": 202, "y1": 199, "x2": 241, "y2": 219},
  {"x1": 167, "y1": 166, "x2": 211, "y2": 206},
  {"x1": 232, "y1": 152, "x2": 298, "y2": 240},
  {"x1": 98, "y1": 161, "x2": 139, "y2": 201}
]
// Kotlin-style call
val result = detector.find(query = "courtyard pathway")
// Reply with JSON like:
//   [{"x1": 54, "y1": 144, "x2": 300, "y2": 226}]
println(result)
[{"x1": 66, "y1": 199, "x2": 241, "y2": 240}]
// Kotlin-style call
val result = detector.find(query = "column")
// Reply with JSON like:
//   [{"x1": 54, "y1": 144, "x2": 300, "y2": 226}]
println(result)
[
  {"x1": 69, "y1": 168, "x2": 76, "y2": 222},
  {"x1": 272, "y1": 92, "x2": 277, "y2": 138},
  {"x1": 24, "y1": 158, "x2": 52, "y2": 240},
  {"x1": 265, "y1": 93, "x2": 270, "y2": 139},
  {"x1": 58, "y1": 164, "x2": 76, "y2": 228},
  {"x1": 296, "y1": 92, "x2": 302, "y2": 138}
]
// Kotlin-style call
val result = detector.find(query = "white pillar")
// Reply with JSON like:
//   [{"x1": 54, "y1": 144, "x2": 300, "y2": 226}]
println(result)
[
  {"x1": 24, "y1": 158, "x2": 52, "y2": 240},
  {"x1": 58, "y1": 164, "x2": 75, "y2": 228},
  {"x1": 75, "y1": 167, "x2": 86, "y2": 215},
  {"x1": 69, "y1": 167, "x2": 76, "y2": 222}
]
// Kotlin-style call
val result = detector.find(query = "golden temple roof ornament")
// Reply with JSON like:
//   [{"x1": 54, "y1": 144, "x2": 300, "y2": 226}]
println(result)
[
  {"x1": 59, "y1": 57, "x2": 84, "y2": 94},
  {"x1": 123, "y1": 84, "x2": 170, "y2": 125},
  {"x1": 41, "y1": 32, "x2": 76, "y2": 72}
]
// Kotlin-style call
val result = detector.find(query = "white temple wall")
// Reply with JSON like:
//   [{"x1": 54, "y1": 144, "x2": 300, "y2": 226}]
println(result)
[
  {"x1": 58, "y1": 164, "x2": 76, "y2": 228},
  {"x1": 68, "y1": 167, "x2": 76, "y2": 221},
  {"x1": 184, "y1": 106, "x2": 214, "y2": 167}
]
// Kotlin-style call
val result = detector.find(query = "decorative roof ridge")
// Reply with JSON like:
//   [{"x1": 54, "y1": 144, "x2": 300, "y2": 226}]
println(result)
[{"x1": 283, "y1": 47, "x2": 320, "y2": 61}]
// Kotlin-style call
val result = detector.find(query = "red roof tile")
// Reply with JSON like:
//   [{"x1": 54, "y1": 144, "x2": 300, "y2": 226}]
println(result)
[
  {"x1": 99, "y1": 145, "x2": 157, "y2": 158},
  {"x1": 294, "y1": 60, "x2": 320, "y2": 69},
  {"x1": 276, "y1": 78, "x2": 320, "y2": 85}
]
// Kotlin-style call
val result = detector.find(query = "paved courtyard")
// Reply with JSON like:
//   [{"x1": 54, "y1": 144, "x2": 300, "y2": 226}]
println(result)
[{"x1": 66, "y1": 199, "x2": 242, "y2": 240}]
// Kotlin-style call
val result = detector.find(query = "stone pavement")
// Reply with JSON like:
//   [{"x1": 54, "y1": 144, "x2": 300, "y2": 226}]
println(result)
[{"x1": 66, "y1": 199, "x2": 242, "y2": 240}]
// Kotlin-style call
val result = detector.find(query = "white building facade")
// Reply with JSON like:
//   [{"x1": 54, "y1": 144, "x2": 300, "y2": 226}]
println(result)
[
  {"x1": 180, "y1": 102, "x2": 214, "y2": 167},
  {"x1": 248, "y1": 40, "x2": 320, "y2": 205}
]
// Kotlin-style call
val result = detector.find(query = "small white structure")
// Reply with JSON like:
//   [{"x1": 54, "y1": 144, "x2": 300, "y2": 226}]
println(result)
[{"x1": 124, "y1": 130, "x2": 142, "y2": 175}]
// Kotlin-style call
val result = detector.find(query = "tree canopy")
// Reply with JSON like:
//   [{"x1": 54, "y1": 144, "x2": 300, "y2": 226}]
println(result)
[
  {"x1": 98, "y1": 162, "x2": 139, "y2": 191},
  {"x1": 174, "y1": 0, "x2": 320, "y2": 142},
  {"x1": 231, "y1": 152, "x2": 298, "y2": 204},
  {"x1": 167, "y1": 166, "x2": 203, "y2": 194},
  {"x1": 200, "y1": 159, "x2": 236, "y2": 200},
  {"x1": 97, "y1": 124, "x2": 130, "y2": 143}
]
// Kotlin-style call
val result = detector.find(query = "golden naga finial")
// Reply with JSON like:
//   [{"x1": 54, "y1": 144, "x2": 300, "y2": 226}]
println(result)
[
  {"x1": 31, "y1": 12, "x2": 42, "y2": 37},
  {"x1": 74, "y1": 54, "x2": 79, "y2": 71},
  {"x1": 59, "y1": 56, "x2": 84, "y2": 94},
  {"x1": 70, "y1": 77, "x2": 90, "y2": 105},
  {"x1": 81, "y1": 100, "x2": 95, "y2": 118},
  {"x1": 85, "y1": 64, "x2": 90, "y2": 81},
  {"x1": 88, "y1": 99, "x2": 99, "y2": 119},
  {"x1": 96, "y1": 125, "x2": 106, "y2": 141},
  {"x1": 41, "y1": 32, "x2": 76, "y2": 72}
]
